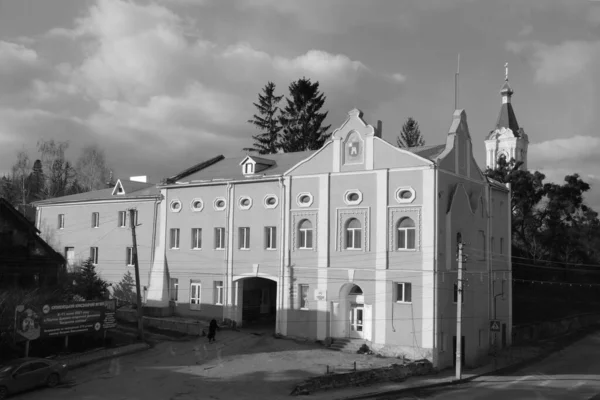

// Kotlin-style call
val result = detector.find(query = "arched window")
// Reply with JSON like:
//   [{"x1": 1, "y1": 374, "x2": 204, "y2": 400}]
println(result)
[
  {"x1": 397, "y1": 217, "x2": 416, "y2": 250},
  {"x1": 345, "y1": 218, "x2": 362, "y2": 250},
  {"x1": 298, "y1": 219, "x2": 313, "y2": 249}
]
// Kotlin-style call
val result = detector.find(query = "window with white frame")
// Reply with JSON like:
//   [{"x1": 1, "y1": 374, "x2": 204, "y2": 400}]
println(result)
[
  {"x1": 299, "y1": 284, "x2": 309, "y2": 310},
  {"x1": 191, "y1": 228, "x2": 202, "y2": 249},
  {"x1": 214, "y1": 227, "x2": 225, "y2": 250},
  {"x1": 190, "y1": 198, "x2": 204, "y2": 212},
  {"x1": 170, "y1": 200, "x2": 182, "y2": 213},
  {"x1": 298, "y1": 219, "x2": 313, "y2": 249},
  {"x1": 58, "y1": 214, "x2": 65, "y2": 229},
  {"x1": 170, "y1": 228, "x2": 180, "y2": 249},
  {"x1": 190, "y1": 281, "x2": 201, "y2": 310},
  {"x1": 214, "y1": 281, "x2": 224, "y2": 305},
  {"x1": 118, "y1": 211, "x2": 127, "y2": 228},
  {"x1": 131, "y1": 210, "x2": 138, "y2": 226},
  {"x1": 170, "y1": 278, "x2": 178, "y2": 302},
  {"x1": 238, "y1": 196, "x2": 252, "y2": 210},
  {"x1": 395, "y1": 282, "x2": 412, "y2": 303},
  {"x1": 453, "y1": 283, "x2": 464, "y2": 304},
  {"x1": 397, "y1": 217, "x2": 416, "y2": 250},
  {"x1": 244, "y1": 163, "x2": 254, "y2": 174},
  {"x1": 90, "y1": 247, "x2": 98, "y2": 265},
  {"x1": 239, "y1": 227, "x2": 250, "y2": 249},
  {"x1": 214, "y1": 198, "x2": 226, "y2": 211},
  {"x1": 126, "y1": 247, "x2": 134, "y2": 266},
  {"x1": 264, "y1": 195, "x2": 278, "y2": 209},
  {"x1": 345, "y1": 218, "x2": 362, "y2": 250},
  {"x1": 265, "y1": 226, "x2": 276, "y2": 250},
  {"x1": 91, "y1": 212, "x2": 99, "y2": 228}
]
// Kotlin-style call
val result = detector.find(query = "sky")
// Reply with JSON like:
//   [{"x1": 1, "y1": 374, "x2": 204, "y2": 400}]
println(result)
[{"x1": 1, "y1": 0, "x2": 600, "y2": 208}]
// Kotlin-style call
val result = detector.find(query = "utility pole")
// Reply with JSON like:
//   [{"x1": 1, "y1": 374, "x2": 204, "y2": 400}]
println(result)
[
  {"x1": 455, "y1": 237, "x2": 466, "y2": 380},
  {"x1": 129, "y1": 208, "x2": 145, "y2": 341}
]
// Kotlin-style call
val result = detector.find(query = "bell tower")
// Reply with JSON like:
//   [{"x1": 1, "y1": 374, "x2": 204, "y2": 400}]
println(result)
[{"x1": 485, "y1": 63, "x2": 529, "y2": 170}]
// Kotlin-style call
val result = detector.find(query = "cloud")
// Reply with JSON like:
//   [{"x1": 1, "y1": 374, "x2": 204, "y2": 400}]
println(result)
[
  {"x1": 506, "y1": 40, "x2": 600, "y2": 84},
  {"x1": 518, "y1": 25, "x2": 533, "y2": 37},
  {"x1": 391, "y1": 73, "x2": 407, "y2": 83},
  {"x1": 529, "y1": 135, "x2": 600, "y2": 210}
]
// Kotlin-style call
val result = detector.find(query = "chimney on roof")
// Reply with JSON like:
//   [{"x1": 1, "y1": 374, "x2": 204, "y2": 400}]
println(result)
[
  {"x1": 129, "y1": 176, "x2": 147, "y2": 183},
  {"x1": 375, "y1": 120, "x2": 383, "y2": 138}
]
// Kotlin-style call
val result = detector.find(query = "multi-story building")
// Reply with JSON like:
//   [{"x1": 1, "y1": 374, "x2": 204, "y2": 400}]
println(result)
[
  {"x1": 145, "y1": 107, "x2": 511, "y2": 369},
  {"x1": 33, "y1": 178, "x2": 161, "y2": 296}
]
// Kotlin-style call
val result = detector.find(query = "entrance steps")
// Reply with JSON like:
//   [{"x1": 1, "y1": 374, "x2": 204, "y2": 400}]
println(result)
[{"x1": 329, "y1": 338, "x2": 367, "y2": 353}]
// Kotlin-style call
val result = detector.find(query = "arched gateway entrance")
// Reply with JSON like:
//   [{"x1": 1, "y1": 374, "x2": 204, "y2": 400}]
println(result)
[
  {"x1": 232, "y1": 277, "x2": 277, "y2": 329},
  {"x1": 331, "y1": 283, "x2": 372, "y2": 340}
]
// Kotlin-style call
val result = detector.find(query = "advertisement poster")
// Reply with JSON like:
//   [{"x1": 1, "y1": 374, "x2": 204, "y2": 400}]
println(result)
[{"x1": 15, "y1": 300, "x2": 116, "y2": 341}]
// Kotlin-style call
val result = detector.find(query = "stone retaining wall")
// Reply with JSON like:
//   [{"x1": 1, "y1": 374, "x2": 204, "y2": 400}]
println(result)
[
  {"x1": 513, "y1": 313, "x2": 600, "y2": 344},
  {"x1": 290, "y1": 360, "x2": 434, "y2": 396},
  {"x1": 116, "y1": 308, "x2": 208, "y2": 336}
]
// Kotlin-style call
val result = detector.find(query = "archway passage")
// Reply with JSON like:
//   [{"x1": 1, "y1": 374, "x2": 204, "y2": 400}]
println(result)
[{"x1": 240, "y1": 277, "x2": 277, "y2": 329}]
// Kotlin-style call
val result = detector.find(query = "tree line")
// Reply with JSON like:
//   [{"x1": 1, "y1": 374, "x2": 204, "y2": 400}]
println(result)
[
  {"x1": 245, "y1": 78, "x2": 425, "y2": 154},
  {"x1": 0, "y1": 140, "x2": 113, "y2": 208}
]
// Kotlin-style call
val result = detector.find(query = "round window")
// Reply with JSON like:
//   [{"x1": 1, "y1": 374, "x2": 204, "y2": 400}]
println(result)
[
  {"x1": 216, "y1": 200, "x2": 225, "y2": 208},
  {"x1": 172, "y1": 202, "x2": 181, "y2": 210},
  {"x1": 266, "y1": 197, "x2": 276, "y2": 205},
  {"x1": 347, "y1": 192, "x2": 359, "y2": 202},
  {"x1": 241, "y1": 198, "x2": 250, "y2": 206},
  {"x1": 193, "y1": 200, "x2": 202, "y2": 209},
  {"x1": 300, "y1": 195, "x2": 310, "y2": 203},
  {"x1": 399, "y1": 190, "x2": 412, "y2": 199}
]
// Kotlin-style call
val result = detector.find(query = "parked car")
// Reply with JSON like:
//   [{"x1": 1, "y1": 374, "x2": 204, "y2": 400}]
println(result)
[{"x1": 0, "y1": 357, "x2": 68, "y2": 399}]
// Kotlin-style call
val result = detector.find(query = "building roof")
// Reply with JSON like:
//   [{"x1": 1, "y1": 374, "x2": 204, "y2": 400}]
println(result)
[
  {"x1": 495, "y1": 80, "x2": 520, "y2": 135},
  {"x1": 406, "y1": 144, "x2": 447, "y2": 161},
  {"x1": 170, "y1": 151, "x2": 316, "y2": 183},
  {"x1": 33, "y1": 180, "x2": 160, "y2": 206}
]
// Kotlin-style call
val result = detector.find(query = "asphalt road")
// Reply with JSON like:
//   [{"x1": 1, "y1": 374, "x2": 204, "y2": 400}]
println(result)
[{"x1": 391, "y1": 331, "x2": 600, "y2": 400}]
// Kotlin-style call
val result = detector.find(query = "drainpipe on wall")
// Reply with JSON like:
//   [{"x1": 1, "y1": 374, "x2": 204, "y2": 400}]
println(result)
[
  {"x1": 223, "y1": 183, "x2": 234, "y2": 324},
  {"x1": 487, "y1": 184, "x2": 493, "y2": 348},
  {"x1": 277, "y1": 177, "x2": 285, "y2": 335},
  {"x1": 149, "y1": 196, "x2": 161, "y2": 293}
]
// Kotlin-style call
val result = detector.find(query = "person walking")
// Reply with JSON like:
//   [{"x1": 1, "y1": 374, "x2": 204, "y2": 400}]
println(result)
[{"x1": 207, "y1": 319, "x2": 220, "y2": 343}]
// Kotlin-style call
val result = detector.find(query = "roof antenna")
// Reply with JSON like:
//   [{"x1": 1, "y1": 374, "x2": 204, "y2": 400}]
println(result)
[{"x1": 454, "y1": 54, "x2": 460, "y2": 110}]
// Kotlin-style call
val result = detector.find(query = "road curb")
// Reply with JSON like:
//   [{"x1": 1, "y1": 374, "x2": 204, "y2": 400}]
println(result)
[
  {"x1": 60, "y1": 342, "x2": 151, "y2": 370},
  {"x1": 336, "y1": 325, "x2": 600, "y2": 400}
]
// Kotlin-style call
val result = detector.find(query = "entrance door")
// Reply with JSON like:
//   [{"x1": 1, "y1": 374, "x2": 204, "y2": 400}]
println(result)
[
  {"x1": 349, "y1": 305, "x2": 364, "y2": 338},
  {"x1": 452, "y1": 335, "x2": 466, "y2": 367}
]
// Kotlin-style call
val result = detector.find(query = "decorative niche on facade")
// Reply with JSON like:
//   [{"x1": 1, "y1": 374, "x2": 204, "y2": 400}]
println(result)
[
  {"x1": 213, "y1": 197, "x2": 227, "y2": 211},
  {"x1": 170, "y1": 199, "x2": 182, "y2": 213},
  {"x1": 264, "y1": 194, "x2": 279, "y2": 209},
  {"x1": 296, "y1": 192, "x2": 314, "y2": 208},
  {"x1": 395, "y1": 187, "x2": 416, "y2": 204},
  {"x1": 190, "y1": 198, "x2": 204, "y2": 212},
  {"x1": 238, "y1": 196, "x2": 253, "y2": 210},
  {"x1": 343, "y1": 189, "x2": 363, "y2": 206}
]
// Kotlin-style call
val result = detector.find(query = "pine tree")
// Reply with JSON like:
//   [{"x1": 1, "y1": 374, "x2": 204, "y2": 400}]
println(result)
[
  {"x1": 244, "y1": 82, "x2": 283, "y2": 154},
  {"x1": 112, "y1": 271, "x2": 137, "y2": 306},
  {"x1": 72, "y1": 258, "x2": 109, "y2": 301},
  {"x1": 396, "y1": 117, "x2": 425, "y2": 148},
  {"x1": 279, "y1": 77, "x2": 331, "y2": 152}
]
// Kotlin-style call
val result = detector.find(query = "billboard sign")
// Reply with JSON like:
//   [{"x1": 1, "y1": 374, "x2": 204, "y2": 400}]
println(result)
[{"x1": 15, "y1": 300, "x2": 116, "y2": 341}]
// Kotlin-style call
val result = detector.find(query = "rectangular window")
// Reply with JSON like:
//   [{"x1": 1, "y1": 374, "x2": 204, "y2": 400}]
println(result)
[
  {"x1": 131, "y1": 210, "x2": 138, "y2": 226},
  {"x1": 191, "y1": 228, "x2": 202, "y2": 249},
  {"x1": 170, "y1": 228, "x2": 180, "y2": 249},
  {"x1": 126, "y1": 247, "x2": 134, "y2": 266},
  {"x1": 453, "y1": 283, "x2": 464, "y2": 304},
  {"x1": 58, "y1": 214, "x2": 65, "y2": 229},
  {"x1": 299, "y1": 284, "x2": 309, "y2": 310},
  {"x1": 118, "y1": 211, "x2": 127, "y2": 228},
  {"x1": 190, "y1": 282, "x2": 201, "y2": 310},
  {"x1": 170, "y1": 278, "x2": 179, "y2": 302},
  {"x1": 500, "y1": 238, "x2": 504, "y2": 255},
  {"x1": 214, "y1": 227, "x2": 225, "y2": 250},
  {"x1": 64, "y1": 247, "x2": 74, "y2": 267},
  {"x1": 265, "y1": 226, "x2": 277, "y2": 250},
  {"x1": 239, "y1": 227, "x2": 250, "y2": 250},
  {"x1": 90, "y1": 247, "x2": 98, "y2": 265},
  {"x1": 91, "y1": 212, "x2": 99, "y2": 228},
  {"x1": 395, "y1": 282, "x2": 412, "y2": 303},
  {"x1": 214, "y1": 281, "x2": 224, "y2": 305},
  {"x1": 478, "y1": 230, "x2": 486, "y2": 260}
]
